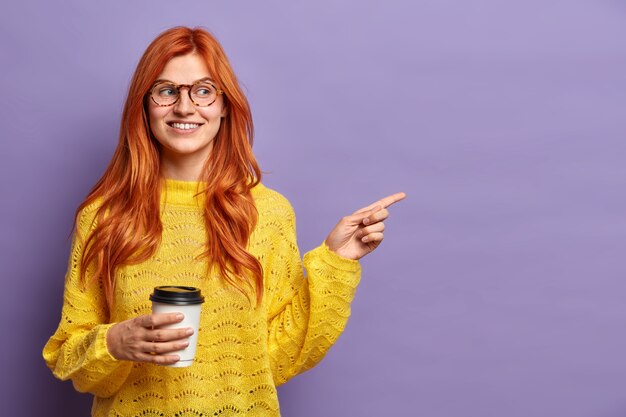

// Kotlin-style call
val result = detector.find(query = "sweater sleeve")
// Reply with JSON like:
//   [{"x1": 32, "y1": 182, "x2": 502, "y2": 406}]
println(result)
[
  {"x1": 264, "y1": 199, "x2": 361, "y2": 386},
  {"x1": 42, "y1": 205, "x2": 133, "y2": 397}
]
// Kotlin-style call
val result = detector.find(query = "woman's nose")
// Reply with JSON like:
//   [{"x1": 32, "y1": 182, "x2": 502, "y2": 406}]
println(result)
[{"x1": 173, "y1": 88, "x2": 195, "y2": 115}]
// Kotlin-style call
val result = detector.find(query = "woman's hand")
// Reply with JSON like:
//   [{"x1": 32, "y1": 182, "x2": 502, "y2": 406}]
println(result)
[
  {"x1": 325, "y1": 192, "x2": 406, "y2": 260},
  {"x1": 106, "y1": 313, "x2": 193, "y2": 365}
]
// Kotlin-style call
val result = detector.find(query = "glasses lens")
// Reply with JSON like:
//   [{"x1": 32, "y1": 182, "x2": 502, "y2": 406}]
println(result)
[
  {"x1": 191, "y1": 82, "x2": 217, "y2": 106},
  {"x1": 152, "y1": 83, "x2": 179, "y2": 106}
]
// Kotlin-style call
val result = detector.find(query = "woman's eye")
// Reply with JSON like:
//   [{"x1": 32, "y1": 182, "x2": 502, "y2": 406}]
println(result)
[
  {"x1": 195, "y1": 88, "x2": 212, "y2": 96},
  {"x1": 157, "y1": 86, "x2": 177, "y2": 96}
]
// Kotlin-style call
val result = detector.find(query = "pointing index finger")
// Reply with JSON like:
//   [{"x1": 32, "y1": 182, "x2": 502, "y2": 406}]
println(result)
[
  {"x1": 377, "y1": 192, "x2": 407, "y2": 209},
  {"x1": 353, "y1": 192, "x2": 407, "y2": 214},
  {"x1": 360, "y1": 192, "x2": 406, "y2": 211}
]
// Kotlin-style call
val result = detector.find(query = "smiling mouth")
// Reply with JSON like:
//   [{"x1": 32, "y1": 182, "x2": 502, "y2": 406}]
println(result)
[{"x1": 168, "y1": 122, "x2": 203, "y2": 130}]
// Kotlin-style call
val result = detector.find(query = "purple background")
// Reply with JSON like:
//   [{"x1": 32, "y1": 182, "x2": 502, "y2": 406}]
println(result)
[{"x1": 2, "y1": 1, "x2": 626, "y2": 416}]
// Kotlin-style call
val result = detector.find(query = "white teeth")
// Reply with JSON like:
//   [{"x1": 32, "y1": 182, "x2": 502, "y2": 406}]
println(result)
[{"x1": 171, "y1": 122, "x2": 200, "y2": 130}]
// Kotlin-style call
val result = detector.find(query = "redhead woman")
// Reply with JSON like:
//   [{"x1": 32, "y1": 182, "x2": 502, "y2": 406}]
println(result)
[{"x1": 43, "y1": 26, "x2": 405, "y2": 416}]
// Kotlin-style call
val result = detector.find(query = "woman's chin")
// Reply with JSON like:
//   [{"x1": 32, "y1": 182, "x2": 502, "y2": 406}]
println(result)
[{"x1": 161, "y1": 142, "x2": 214, "y2": 160}]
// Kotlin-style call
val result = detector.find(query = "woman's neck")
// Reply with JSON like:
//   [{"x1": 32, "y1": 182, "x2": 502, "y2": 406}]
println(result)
[{"x1": 160, "y1": 152, "x2": 209, "y2": 181}]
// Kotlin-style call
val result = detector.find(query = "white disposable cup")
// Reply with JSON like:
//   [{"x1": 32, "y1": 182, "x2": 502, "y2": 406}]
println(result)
[{"x1": 150, "y1": 286, "x2": 204, "y2": 368}]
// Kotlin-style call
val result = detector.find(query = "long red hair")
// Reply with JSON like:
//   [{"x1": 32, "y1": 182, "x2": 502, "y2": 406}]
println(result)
[{"x1": 74, "y1": 26, "x2": 263, "y2": 312}]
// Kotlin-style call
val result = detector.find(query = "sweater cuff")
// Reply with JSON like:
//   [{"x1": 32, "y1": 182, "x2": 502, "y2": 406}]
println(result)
[
  {"x1": 304, "y1": 242, "x2": 361, "y2": 283},
  {"x1": 95, "y1": 323, "x2": 120, "y2": 364},
  {"x1": 319, "y1": 241, "x2": 361, "y2": 271}
]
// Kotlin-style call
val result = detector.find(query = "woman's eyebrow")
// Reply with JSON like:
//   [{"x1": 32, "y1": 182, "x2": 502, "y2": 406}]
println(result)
[{"x1": 153, "y1": 77, "x2": 215, "y2": 84}]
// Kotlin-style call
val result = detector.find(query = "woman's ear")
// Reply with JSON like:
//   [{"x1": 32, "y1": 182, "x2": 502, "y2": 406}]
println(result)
[{"x1": 220, "y1": 103, "x2": 228, "y2": 118}]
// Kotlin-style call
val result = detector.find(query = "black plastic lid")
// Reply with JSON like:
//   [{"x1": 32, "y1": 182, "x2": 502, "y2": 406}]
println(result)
[{"x1": 149, "y1": 286, "x2": 205, "y2": 305}]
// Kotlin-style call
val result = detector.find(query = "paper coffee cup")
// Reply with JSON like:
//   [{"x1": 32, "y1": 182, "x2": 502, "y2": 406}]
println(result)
[{"x1": 150, "y1": 286, "x2": 205, "y2": 368}]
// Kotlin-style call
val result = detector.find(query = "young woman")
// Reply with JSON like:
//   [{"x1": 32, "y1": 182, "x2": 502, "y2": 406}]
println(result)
[{"x1": 43, "y1": 26, "x2": 405, "y2": 416}]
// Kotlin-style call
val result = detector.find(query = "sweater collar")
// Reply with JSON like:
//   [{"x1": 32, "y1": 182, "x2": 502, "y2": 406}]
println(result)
[
  {"x1": 160, "y1": 178, "x2": 207, "y2": 208},
  {"x1": 160, "y1": 178, "x2": 264, "y2": 208}
]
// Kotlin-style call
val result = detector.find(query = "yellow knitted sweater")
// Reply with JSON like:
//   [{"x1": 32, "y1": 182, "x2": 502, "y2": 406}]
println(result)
[{"x1": 43, "y1": 179, "x2": 361, "y2": 417}]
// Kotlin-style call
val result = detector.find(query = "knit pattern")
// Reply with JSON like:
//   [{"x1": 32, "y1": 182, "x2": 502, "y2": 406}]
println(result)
[{"x1": 43, "y1": 179, "x2": 361, "y2": 417}]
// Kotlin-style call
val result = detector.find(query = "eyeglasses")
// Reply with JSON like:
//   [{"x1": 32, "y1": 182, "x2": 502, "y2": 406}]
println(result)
[{"x1": 149, "y1": 79, "x2": 224, "y2": 107}]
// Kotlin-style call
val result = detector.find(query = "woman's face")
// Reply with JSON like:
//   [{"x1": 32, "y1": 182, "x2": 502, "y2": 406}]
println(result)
[{"x1": 147, "y1": 53, "x2": 226, "y2": 172}]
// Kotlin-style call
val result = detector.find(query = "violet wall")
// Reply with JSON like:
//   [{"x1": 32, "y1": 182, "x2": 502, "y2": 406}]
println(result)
[{"x1": 2, "y1": 1, "x2": 626, "y2": 416}]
